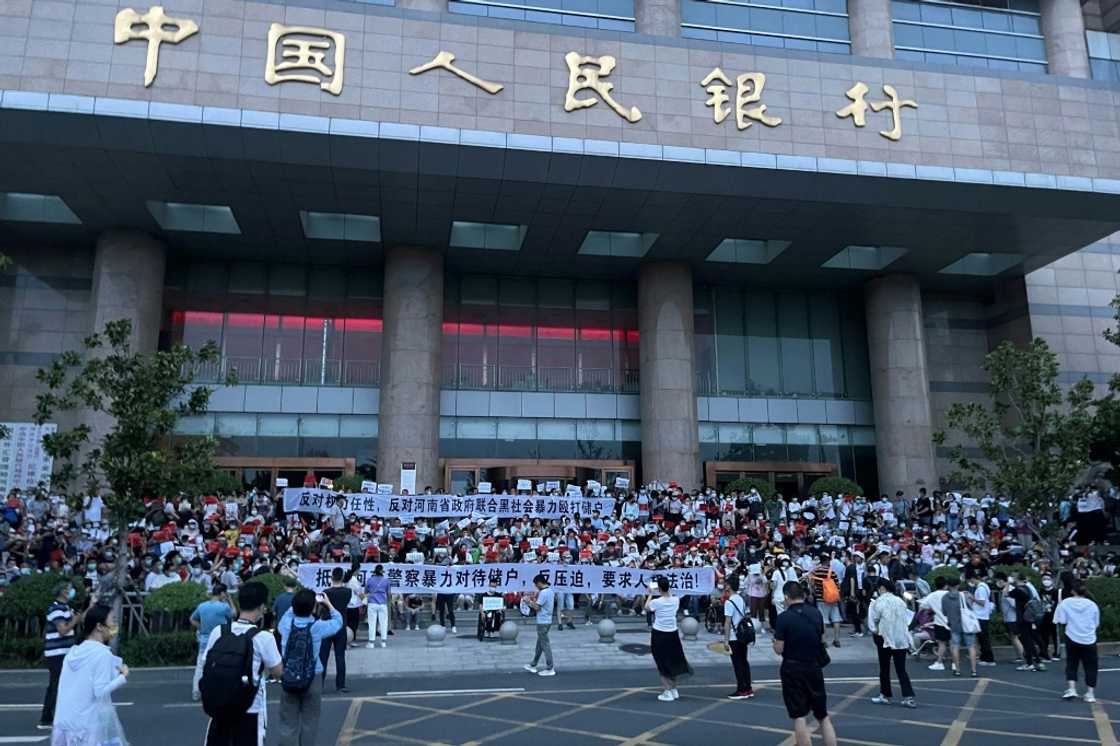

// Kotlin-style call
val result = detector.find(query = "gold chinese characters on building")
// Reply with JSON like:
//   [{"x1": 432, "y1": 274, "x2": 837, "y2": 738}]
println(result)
[
  {"x1": 104, "y1": 13, "x2": 922, "y2": 142},
  {"x1": 113, "y1": 6, "x2": 198, "y2": 87},
  {"x1": 265, "y1": 24, "x2": 346, "y2": 95}
]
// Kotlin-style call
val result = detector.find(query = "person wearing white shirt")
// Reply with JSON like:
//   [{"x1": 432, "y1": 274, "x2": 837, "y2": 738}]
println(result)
[
  {"x1": 1055, "y1": 584, "x2": 1100, "y2": 703},
  {"x1": 644, "y1": 576, "x2": 692, "y2": 702},
  {"x1": 868, "y1": 578, "x2": 916, "y2": 708},
  {"x1": 967, "y1": 575, "x2": 996, "y2": 666},
  {"x1": 919, "y1": 577, "x2": 950, "y2": 671}
]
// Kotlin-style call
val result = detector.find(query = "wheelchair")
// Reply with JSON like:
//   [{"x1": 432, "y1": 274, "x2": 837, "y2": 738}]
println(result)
[
  {"x1": 704, "y1": 602, "x2": 725, "y2": 634},
  {"x1": 478, "y1": 606, "x2": 505, "y2": 640}
]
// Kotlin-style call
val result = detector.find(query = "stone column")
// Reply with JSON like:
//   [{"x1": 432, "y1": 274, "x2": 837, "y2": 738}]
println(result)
[
  {"x1": 864, "y1": 275, "x2": 937, "y2": 497},
  {"x1": 638, "y1": 262, "x2": 699, "y2": 490},
  {"x1": 377, "y1": 247, "x2": 444, "y2": 493},
  {"x1": 635, "y1": 0, "x2": 680, "y2": 36},
  {"x1": 847, "y1": 0, "x2": 894, "y2": 58},
  {"x1": 87, "y1": 230, "x2": 166, "y2": 444},
  {"x1": 1040, "y1": 0, "x2": 1091, "y2": 77}
]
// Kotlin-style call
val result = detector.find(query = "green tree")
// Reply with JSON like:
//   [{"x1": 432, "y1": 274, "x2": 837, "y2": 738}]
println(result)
[
  {"x1": 1094, "y1": 292, "x2": 1120, "y2": 473},
  {"x1": 933, "y1": 338, "x2": 1096, "y2": 557},
  {"x1": 32, "y1": 319, "x2": 233, "y2": 624},
  {"x1": 0, "y1": 253, "x2": 9, "y2": 443}
]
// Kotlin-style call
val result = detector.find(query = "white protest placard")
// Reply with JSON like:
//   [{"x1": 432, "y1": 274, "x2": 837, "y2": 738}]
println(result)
[
  {"x1": 179, "y1": 545, "x2": 197, "y2": 560},
  {"x1": 456, "y1": 517, "x2": 471, "y2": 529},
  {"x1": 615, "y1": 476, "x2": 630, "y2": 489},
  {"x1": 478, "y1": 482, "x2": 492, "y2": 494},
  {"x1": 566, "y1": 485, "x2": 582, "y2": 497},
  {"x1": 159, "y1": 540, "x2": 174, "y2": 556},
  {"x1": 377, "y1": 484, "x2": 393, "y2": 495},
  {"x1": 528, "y1": 537, "x2": 542, "y2": 549},
  {"x1": 545, "y1": 480, "x2": 560, "y2": 492},
  {"x1": 516, "y1": 479, "x2": 531, "y2": 491},
  {"x1": 275, "y1": 478, "x2": 289, "y2": 488},
  {"x1": 224, "y1": 502, "x2": 239, "y2": 521},
  {"x1": 482, "y1": 596, "x2": 504, "y2": 612},
  {"x1": 319, "y1": 477, "x2": 333, "y2": 490},
  {"x1": 300, "y1": 562, "x2": 714, "y2": 596},
  {"x1": 0, "y1": 422, "x2": 56, "y2": 494},
  {"x1": 361, "y1": 481, "x2": 377, "y2": 494},
  {"x1": 400, "y1": 462, "x2": 417, "y2": 495},
  {"x1": 204, "y1": 502, "x2": 218, "y2": 518},
  {"x1": 406, "y1": 550, "x2": 424, "y2": 564}
]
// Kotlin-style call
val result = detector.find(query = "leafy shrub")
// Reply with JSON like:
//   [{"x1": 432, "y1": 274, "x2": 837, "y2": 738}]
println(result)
[
  {"x1": 144, "y1": 581, "x2": 209, "y2": 614},
  {"x1": 0, "y1": 572, "x2": 86, "y2": 621},
  {"x1": 204, "y1": 470, "x2": 244, "y2": 496},
  {"x1": 249, "y1": 573, "x2": 296, "y2": 609},
  {"x1": 1085, "y1": 576, "x2": 1120, "y2": 641},
  {"x1": 333, "y1": 474, "x2": 365, "y2": 493},
  {"x1": 0, "y1": 637, "x2": 44, "y2": 668},
  {"x1": 924, "y1": 566, "x2": 961, "y2": 587},
  {"x1": 120, "y1": 631, "x2": 199, "y2": 667},
  {"x1": 807, "y1": 476, "x2": 864, "y2": 498},
  {"x1": 726, "y1": 477, "x2": 776, "y2": 498}
]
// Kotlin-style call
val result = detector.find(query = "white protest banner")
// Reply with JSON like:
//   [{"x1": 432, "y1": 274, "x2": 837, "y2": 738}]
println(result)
[
  {"x1": 299, "y1": 562, "x2": 714, "y2": 596},
  {"x1": 275, "y1": 478, "x2": 289, "y2": 488},
  {"x1": 283, "y1": 488, "x2": 614, "y2": 520},
  {"x1": 361, "y1": 481, "x2": 377, "y2": 494}
]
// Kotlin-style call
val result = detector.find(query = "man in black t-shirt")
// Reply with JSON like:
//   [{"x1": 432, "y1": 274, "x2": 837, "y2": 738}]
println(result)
[
  {"x1": 320, "y1": 567, "x2": 353, "y2": 692},
  {"x1": 773, "y1": 581, "x2": 838, "y2": 746}
]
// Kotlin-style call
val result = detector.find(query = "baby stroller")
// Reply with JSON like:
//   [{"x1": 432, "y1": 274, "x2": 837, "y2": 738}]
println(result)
[{"x1": 909, "y1": 607, "x2": 937, "y2": 658}]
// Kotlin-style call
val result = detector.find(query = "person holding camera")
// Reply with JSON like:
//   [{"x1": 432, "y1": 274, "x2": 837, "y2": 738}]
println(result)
[
  {"x1": 277, "y1": 589, "x2": 343, "y2": 745},
  {"x1": 723, "y1": 573, "x2": 755, "y2": 700}
]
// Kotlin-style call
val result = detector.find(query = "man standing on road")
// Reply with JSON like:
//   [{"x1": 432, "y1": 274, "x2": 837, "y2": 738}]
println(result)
[
  {"x1": 320, "y1": 568, "x2": 352, "y2": 693},
  {"x1": 278, "y1": 589, "x2": 343, "y2": 745},
  {"x1": 191, "y1": 584, "x2": 236, "y2": 702},
  {"x1": 523, "y1": 574, "x2": 557, "y2": 677},
  {"x1": 809, "y1": 553, "x2": 843, "y2": 649},
  {"x1": 723, "y1": 573, "x2": 754, "y2": 700},
  {"x1": 774, "y1": 581, "x2": 838, "y2": 746},
  {"x1": 38, "y1": 581, "x2": 81, "y2": 730}
]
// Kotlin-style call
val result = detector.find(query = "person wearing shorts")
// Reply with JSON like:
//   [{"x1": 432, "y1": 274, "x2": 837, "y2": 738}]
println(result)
[
  {"x1": 942, "y1": 578, "x2": 977, "y2": 677},
  {"x1": 774, "y1": 581, "x2": 838, "y2": 746},
  {"x1": 809, "y1": 554, "x2": 843, "y2": 649}
]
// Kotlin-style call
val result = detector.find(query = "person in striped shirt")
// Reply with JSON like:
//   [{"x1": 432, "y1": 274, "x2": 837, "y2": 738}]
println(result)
[{"x1": 39, "y1": 580, "x2": 82, "y2": 729}]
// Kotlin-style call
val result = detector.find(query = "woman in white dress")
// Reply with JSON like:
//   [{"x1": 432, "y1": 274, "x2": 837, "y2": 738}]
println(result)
[
  {"x1": 644, "y1": 576, "x2": 693, "y2": 702},
  {"x1": 52, "y1": 604, "x2": 129, "y2": 746}
]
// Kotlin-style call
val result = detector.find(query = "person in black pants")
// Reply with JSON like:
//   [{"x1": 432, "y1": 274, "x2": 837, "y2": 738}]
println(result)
[
  {"x1": 723, "y1": 574, "x2": 754, "y2": 700},
  {"x1": 39, "y1": 582, "x2": 81, "y2": 730},
  {"x1": 1009, "y1": 575, "x2": 1044, "y2": 671},
  {"x1": 320, "y1": 568, "x2": 352, "y2": 693},
  {"x1": 435, "y1": 594, "x2": 457, "y2": 633},
  {"x1": 868, "y1": 579, "x2": 916, "y2": 708}
]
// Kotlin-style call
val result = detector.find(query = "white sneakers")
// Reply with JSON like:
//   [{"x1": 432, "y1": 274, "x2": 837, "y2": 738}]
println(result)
[
  {"x1": 538, "y1": 669, "x2": 556, "y2": 677},
  {"x1": 1084, "y1": 693, "x2": 1097, "y2": 703},
  {"x1": 366, "y1": 642, "x2": 376, "y2": 649},
  {"x1": 1062, "y1": 688, "x2": 1096, "y2": 703},
  {"x1": 928, "y1": 661, "x2": 945, "y2": 671},
  {"x1": 1062, "y1": 689, "x2": 1079, "y2": 700},
  {"x1": 658, "y1": 691, "x2": 675, "y2": 702},
  {"x1": 451, "y1": 627, "x2": 458, "y2": 634},
  {"x1": 523, "y1": 664, "x2": 538, "y2": 674},
  {"x1": 671, "y1": 689, "x2": 679, "y2": 699}
]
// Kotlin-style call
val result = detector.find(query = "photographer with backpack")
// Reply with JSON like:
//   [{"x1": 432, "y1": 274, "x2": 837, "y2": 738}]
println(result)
[
  {"x1": 723, "y1": 573, "x2": 755, "y2": 700},
  {"x1": 277, "y1": 588, "x2": 343, "y2": 746},
  {"x1": 199, "y1": 581, "x2": 283, "y2": 746}
]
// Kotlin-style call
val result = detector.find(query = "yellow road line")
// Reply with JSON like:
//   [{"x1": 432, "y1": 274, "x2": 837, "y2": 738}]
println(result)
[
  {"x1": 775, "y1": 681, "x2": 876, "y2": 746},
  {"x1": 460, "y1": 687, "x2": 642, "y2": 746},
  {"x1": 938, "y1": 678, "x2": 988, "y2": 746},
  {"x1": 614, "y1": 698, "x2": 729, "y2": 746},
  {"x1": 1093, "y1": 701, "x2": 1120, "y2": 746}
]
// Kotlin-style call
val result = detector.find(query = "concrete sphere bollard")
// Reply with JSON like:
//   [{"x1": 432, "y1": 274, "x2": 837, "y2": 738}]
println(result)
[
  {"x1": 499, "y1": 620, "x2": 519, "y2": 645},
  {"x1": 597, "y1": 618, "x2": 616, "y2": 643},
  {"x1": 426, "y1": 624, "x2": 447, "y2": 648},
  {"x1": 680, "y1": 616, "x2": 700, "y2": 641}
]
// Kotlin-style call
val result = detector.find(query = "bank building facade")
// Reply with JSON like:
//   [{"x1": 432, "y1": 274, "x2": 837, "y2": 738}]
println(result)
[{"x1": 1, "y1": 0, "x2": 1120, "y2": 496}]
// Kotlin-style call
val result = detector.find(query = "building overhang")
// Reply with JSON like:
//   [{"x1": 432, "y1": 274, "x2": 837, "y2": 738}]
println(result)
[{"x1": 2, "y1": 98, "x2": 1119, "y2": 295}]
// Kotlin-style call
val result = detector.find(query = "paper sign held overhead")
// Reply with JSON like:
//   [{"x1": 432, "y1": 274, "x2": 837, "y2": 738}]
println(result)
[
  {"x1": 615, "y1": 477, "x2": 630, "y2": 489},
  {"x1": 545, "y1": 480, "x2": 560, "y2": 491},
  {"x1": 361, "y1": 480, "x2": 377, "y2": 494},
  {"x1": 275, "y1": 478, "x2": 288, "y2": 488},
  {"x1": 478, "y1": 482, "x2": 492, "y2": 494},
  {"x1": 377, "y1": 484, "x2": 393, "y2": 495},
  {"x1": 516, "y1": 479, "x2": 531, "y2": 491}
]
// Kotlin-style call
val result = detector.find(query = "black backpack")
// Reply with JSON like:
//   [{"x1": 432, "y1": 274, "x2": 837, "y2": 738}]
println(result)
[
  {"x1": 200, "y1": 624, "x2": 264, "y2": 721},
  {"x1": 730, "y1": 595, "x2": 756, "y2": 645},
  {"x1": 280, "y1": 622, "x2": 317, "y2": 694}
]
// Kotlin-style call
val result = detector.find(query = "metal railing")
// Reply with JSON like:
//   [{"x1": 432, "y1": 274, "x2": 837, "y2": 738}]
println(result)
[
  {"x1": 442, "y1": 363, "x2": 640, "y2": 393},
  {"x1": 187, "y1": 356, "x2": 381, "y2": 388}
]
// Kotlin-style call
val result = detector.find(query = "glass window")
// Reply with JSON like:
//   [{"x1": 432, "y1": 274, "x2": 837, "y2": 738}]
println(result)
[
  {"x1": 694, "y1": 288, "x2": 716, "y2": 396},
  {"x1": 450, "y1": 0, "x2": 633, "y2": 30},
  {"x1": 714, "y1": 287, "x2": 747, "y2": 394},
  {"x1": 224, "y1": 313, "x2": 264, "y2": 380},
  {"x1": 746, "y1": 290, "x2": 781, "y2": 396},
  {"x1": 180, "y1": 311, "x2": 223, "y2": 350},
  {"x1": 262, "y1": 315, "x2": 304, "y2": 383},
  {"x1": 809, "y1": 296, "x2": 844, "y2": 397},
  {"x1": 777, "y1": 291, "x2": 813, "y2": 396},
  {"x1": 342, "y1": 318, "x2": 382, "y2": 386}
]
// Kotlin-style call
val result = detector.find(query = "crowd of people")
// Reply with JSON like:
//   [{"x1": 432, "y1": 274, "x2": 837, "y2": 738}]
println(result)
[{"x1": 3, "y1": 479, "x2": 1114, "y2": 746}]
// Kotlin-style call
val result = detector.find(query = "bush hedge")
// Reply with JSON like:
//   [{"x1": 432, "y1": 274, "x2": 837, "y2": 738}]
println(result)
[
  {"x1": 0, "y1": 637, "x2": 44, "y2": 668},
  {"x1": 249, "y1": 573, "x2": 296, "y2": 609},
  {"x1": 333, "y1": 474, "x2": 365, "y2": 493},
  {"x1": 144, "y1": 581, "x2": 209, "y2": 614},
  {"x1": 1086, "y1": 576, "x2": 1120, "y2": 641},
  {"x1": 121, "y1": 631, "x2": 199, "y2": 667},
  {"x1": 924, "y1": 565, "x2": 961, "y2": 587},
  {"x1": 0, "y1": 572, "x2": 86, "y2": 621},
  {"x1": 808, "y1": 476, "x2": 864, "y2": 498}
]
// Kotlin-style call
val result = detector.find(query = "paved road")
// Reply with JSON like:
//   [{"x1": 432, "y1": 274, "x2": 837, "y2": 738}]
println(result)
[{"x1": 0, "y1": 659, "x2": 1116, "y2": 745}]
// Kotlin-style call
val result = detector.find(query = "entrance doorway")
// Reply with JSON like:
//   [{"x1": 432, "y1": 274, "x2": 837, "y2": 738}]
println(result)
[
  {"x1": 704, "y1": 461, "x2": 836, "y2": 498},
  {"x1": 214, "y1": 457, "x2": 357, "y2": 491},
  {"x1": 441, "y1": 459, "x2": 634, "y2": 494}
]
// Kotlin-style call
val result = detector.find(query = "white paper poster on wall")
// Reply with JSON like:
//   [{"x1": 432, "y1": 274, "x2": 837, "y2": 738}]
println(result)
[
  {"x1": 0, "y1": 422, "x2": 56, "y2": 495},
  {"x1": 400, "y1": 462, "x2": 417, "y2": 495}
]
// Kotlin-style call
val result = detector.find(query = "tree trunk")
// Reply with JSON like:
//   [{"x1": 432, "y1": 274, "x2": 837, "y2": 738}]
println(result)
[{"x1": 105, "y1": 523, "x2": 131, "y2": 653}]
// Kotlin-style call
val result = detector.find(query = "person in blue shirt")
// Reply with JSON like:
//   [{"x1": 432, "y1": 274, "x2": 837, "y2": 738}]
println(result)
[
  {"x1": 189, "y1": 583, "x2": 235, "y2": 702},
  {"x1": 278, "y1": 589, "x2": 342, "y2": 746}
]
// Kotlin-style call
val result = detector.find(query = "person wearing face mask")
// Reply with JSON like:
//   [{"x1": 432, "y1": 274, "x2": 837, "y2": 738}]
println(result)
[
  {"x1": 1038, "y1": 574, "x2": 1060, "y2": 662},
  {"x1": 51, "y1": 604, "x2": 129, "y2": 746},
  {"x1": 38, "y1": 581, "x2": 83, "y2": 730},
  {"x1": 868, "y1": 578, "x2": 916, "y2": 708},
  {"x1": 771, "y1": 558, "x2": 799, "y2": 619}
]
